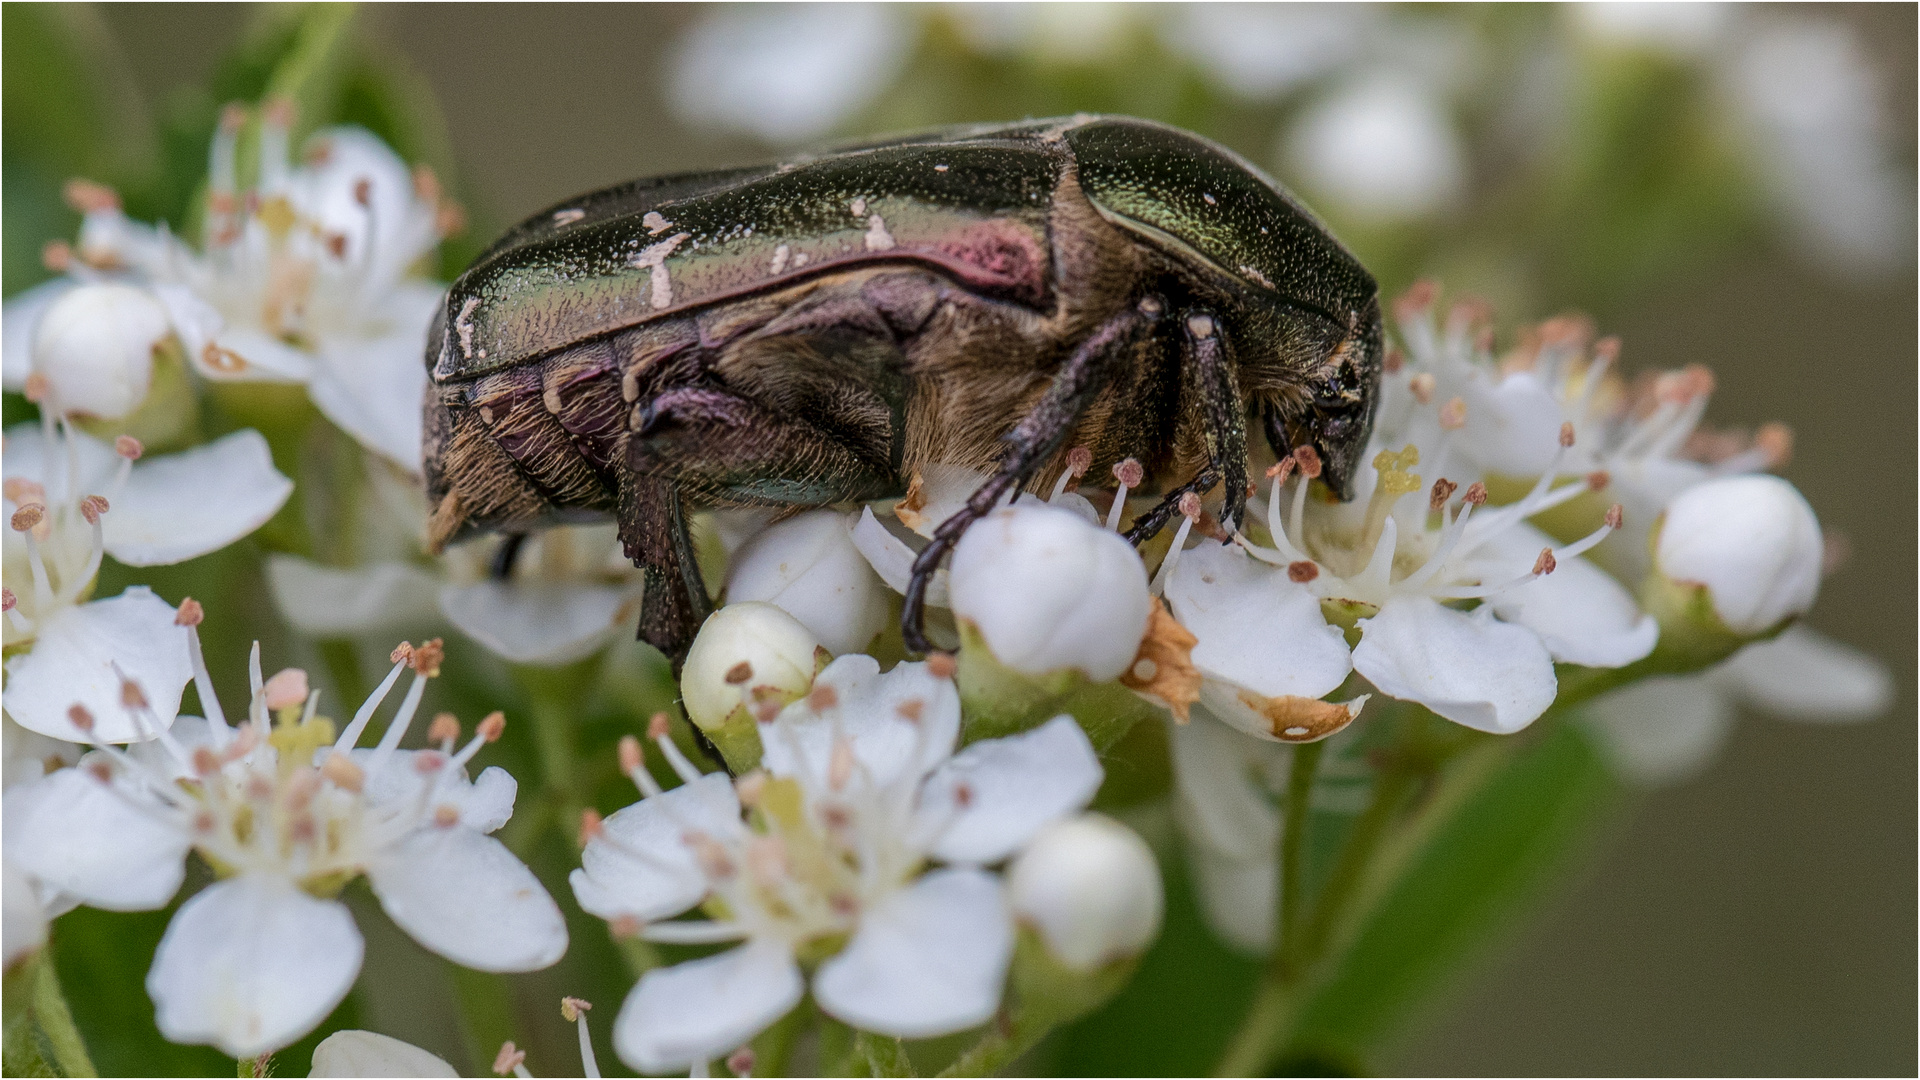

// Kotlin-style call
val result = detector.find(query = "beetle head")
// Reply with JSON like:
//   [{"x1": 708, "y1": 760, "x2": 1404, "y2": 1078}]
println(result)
[{"x1": 1267, "y1": 297, "x2": 1382, "y2": 501}]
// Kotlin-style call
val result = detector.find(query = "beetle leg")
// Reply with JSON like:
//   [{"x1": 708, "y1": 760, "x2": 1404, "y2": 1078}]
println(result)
[
  {"x1": 629, "y1": 385, "x2": 899, "y2": 507},
  {"x1": 620, "y1": 471, "x2": 711, "y2": 664},
  {"x1": 1119, "y1": 310, "x2": 1248, "y2": 544},
  {"x1": 902, "y1": 303, "x2": 1152, "y2": 654},
  {"x1": 489, "y1": 532, "x2": 527, "y2": 580}
]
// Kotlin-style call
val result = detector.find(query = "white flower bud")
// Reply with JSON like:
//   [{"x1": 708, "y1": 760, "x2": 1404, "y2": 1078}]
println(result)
[
  {"x1": 308, "y1": 1029, "x2": 458, "y2": 1077},
  {"x1": 949, "y1": 504, "x2": 1152, "y2": 682},
  {"x1": 30, "y1": 282, "x2": 170, "y2": 419},
  {"x1": 725, "y1": 509, "x2": 888, "y2": 655},
  {"x1": 1008, "y1": 813, "x2": 1163, "y2": 971},
  {"x1": 681, "y1": 602, "x2": 822, "y2": 763},
  {"x1": 1656, "y1": 474, "x2": 1822, "y2": 635}
]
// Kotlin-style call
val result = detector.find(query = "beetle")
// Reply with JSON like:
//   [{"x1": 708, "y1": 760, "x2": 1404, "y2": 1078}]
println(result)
[{"x1": 422, "y1": 115, "x2": 1383, "y2": 661}]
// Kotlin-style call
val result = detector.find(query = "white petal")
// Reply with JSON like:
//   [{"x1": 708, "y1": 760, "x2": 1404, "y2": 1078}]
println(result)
[
  {"x1": 3, "y1": 278, "x2": 77, "y2": 390},
  {"x1": 2, "y1": 422, "x2": 120, "y2": 501},
  {"x1": 2, "y1": 767, "x2": 188, "y2": 909},
  {"x1": 308, "y1": 1029, "x2": 459, "y2": 1077},
  {"x1": 1584, "y1": 674, "x2": 1734, "y2": 786},
  {"x1": 1712, "y1": 625, "x2": 1894, "y2": 723},
  {"x1": 1656, "y1": 474, "x2": 1822, "y2": 634},
  {"x1": 1184, "y1": 839, "x2": 1275, "y2": 954},
  {"x1": 366, "y1": 827, "x2": 567, "y2": 972},
  {"x1": 1167, "y1": 711, "x2": 1280, "y2": 864},
  {"x1": 1006, "y1": 813, "x2": 1162, "y2": 970},
  {"x1": 462, "y1": 766, "x2": 518, "y2": 834},
  {"x1": 3, "y1": 858, "x2": 49, "y2": 968},
  {"x1": 267, "y1": 556, "x2": 443, "y2": 637},
  {"x1": 1353, "y1": 597, "x2": 1556, "y2": 734},
  {"x1": 1166, "y1": 543, "x2": 1353, "y2": 722},
  {"x1": 310, "y1": 291, "x2": 438, "y2": 472},
  {"x1": 439, "y1": 579, "x2": 632, "y2": 666},
  {"x1": 922, "y1": 716, "x2": 1102, "y2": 864},
  {"x1": 197, "y1": 326, "x2": 316, "y2": 382},
  {"x1": 761, "y1": 655, "x2": 960, "y2": 788},
  {"x1": 849, "y1": 506, "x2": 948, "y2": 607},
  {"x1": 570, "y1": 773, "x2": 742, "y2": 923},
  {"x1": 147, "y1": 875, "x2": 364, "y2": 1058},
  {"x1": 3, "y1": 587, "x2": 192, "y2": 742},
  {"x1": 725, "y1": 509, "x2": 888, "y2": 655},
  {"x1": 1457, "y1": 370, "x2": 1565, "y2": 476},
  {"x1": 614, "y1": 940, "x2": 802, "y2": 1073},
  {"x1": 104, "y1": 430, "x2": 294, "y2": 565},
  {"x1": 814, "y1": 868, "x2": 1012, "y2": 1038},
  {"x1": 1491, "y1": 554, "x2": 1658, "y2": 668}
]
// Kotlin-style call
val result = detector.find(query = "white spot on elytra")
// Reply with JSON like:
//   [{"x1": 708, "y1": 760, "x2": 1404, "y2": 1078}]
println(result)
[
  {"x1": 631, "y1": 232, "x2": 691, "y2": 309},
  {"x1": 454, "y1": 297, "x2": 480, "y2": 358},
  {"x1": 1239, "y1": 264, "x2": 1274, "y2": 289},
  {"x1": 849, "y1": 197, "x2": 867, "y2": 217},
  {"x1": 770, "y1": 244, "x2": 791, "y2": 274},
  {"x1": 934, "y1": 164, "x2": 949, "y2": 172},
  {"x1": 863, "y1": 214, "x2": 894, "y2": 252},
  {"x1": 552, "y1": 208, "x2": 585, "y2": 226},
  {"x1": 1203, "y1": 192, "x2": 1217, "y2": 205},
  {"x1": 792, "y1": 251, "x2": 810, "y2": 268},
  {"x1": 642, "y1": 211, "x2": 672, "y2": 235}
]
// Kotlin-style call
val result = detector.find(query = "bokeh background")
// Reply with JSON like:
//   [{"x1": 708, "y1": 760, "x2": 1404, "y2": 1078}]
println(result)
[{"x1": 8, "y1": 3, "x2": 1915, "y2": 1074}]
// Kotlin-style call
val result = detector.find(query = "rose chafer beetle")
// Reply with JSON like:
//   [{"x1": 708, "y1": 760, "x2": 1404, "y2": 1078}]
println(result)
[{"x1": 423, "y1": 115, "x2": 1383, "y2": 660}]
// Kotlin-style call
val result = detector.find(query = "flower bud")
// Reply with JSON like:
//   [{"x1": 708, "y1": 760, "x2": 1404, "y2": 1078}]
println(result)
[
  {"x1": 1008, "y1": 813, "x2": 1163, "y2": 972},
  {"x1": 308, "y1": 1029, "x2": 458, "y2": 1077},
  {"x1": 1654, "y1": 474, "x2": 1821, "y2": 636},
  {"x1": 681, "y1": 601, "x2": 825, "y2": 770},
  {"x1": 725, "y1": 509, "x2": 888, "y2": 655},
  {"x1": 949, "y1": 504, "x2": 1152, "y2": 682},
  {"x1": 30, "y1": 282, "x2": 170, "y2": 419}
]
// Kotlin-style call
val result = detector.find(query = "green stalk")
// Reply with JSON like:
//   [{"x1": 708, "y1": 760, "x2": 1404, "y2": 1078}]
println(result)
[
  {"x1": 1275, "y1": 741, "x2": 1326, "y2": 956},
  {"x1": 514, "y1": 661, "x2": 596, "y2": 857},
  {"x1": 450, "y1": 966, "x2": 517, "y2": 1078},
  {"x1": 32, "y1": 954, "x2": 96, "y2": 1078},
  {"x1": 856, "y1": 1031, "x2": 916, "y2": 1077},
  {"x1": 937, "y1": 1009, "x2": 1053, "y2": 1078}
]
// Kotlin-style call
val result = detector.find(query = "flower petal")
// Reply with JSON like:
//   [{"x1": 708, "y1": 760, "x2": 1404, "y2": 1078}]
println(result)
[
  {"x1": 1167, "y1": 711, "x2": 1281, "y2": 864},
  {"x1": 366, "y1": 827, "x2": 567, "y2": 972},
  {"x1": 1712, "y1": 625, "x2": 1894, "y2": 722},
  {"x1": 1352, "y1": 596, "x2": 1556, "y2": 734},
  {"x1": 812, "y1": 867, "x2": 1012, "y2": 1038},
  {"x1": 571, "y1": 773, "x2": 742, "y2": 923},
  {"x1": 308, "y1": 1029, "x2": 458, "y2": 1077},
  {"x1": 439, "y1": 579, "x2": 633, "y2": 666},
  {"x1": 3, "y1": 587, "x2": 192, "y2": 742},
  {"x1": 1584, "y1": 674, "x2": 1734, "y2": 786},
  {"x1": 614, "y1": 939, "x2": 802, "y2": 1073},
  {"x1": 3, "y1": 278, "x2": 76, "y2": 390},
  {"x1": 147, "y1": 875, "x2": 363, "y2": 1058},
  {"x1": 309, "y1": 286, "x2": 440, "y2": 471},
  {"x1": 1185, "y1": 838, "x2": 1276, "y2": 955},
  {"x1": 2, "y1": 422, "x2": 120, "y2": 500},
  {"x1": 849, "y1": 506, "x2": 948, "y2": 607},
  {"x1": 1490, "y1": 553, "x2": 1658, "y2": 668},
  {"x1": 104, "y1": 430, "x2": 293, "y2": 565},
  {"x1": 266, "y1": 556, "x2": 443, "y2": 638},
  {"x1": 3, "y1": 858, "x2": 49, "y2": 968},
  {"x1": 725, "y1": 509, "x2": 888, "y2": 655},
  {"x1": 2, "y1": 767, "x2": 188, "y2": 910},
  {"x1": 761, "y1": 655, "x2": 960, "y2": 788},
  {"x1": 1166, "y1": 543, "x2": 1353, "y2": 733},
  {"x1": 921, "y1": 716, "x2": 1102, "y2": 864}
]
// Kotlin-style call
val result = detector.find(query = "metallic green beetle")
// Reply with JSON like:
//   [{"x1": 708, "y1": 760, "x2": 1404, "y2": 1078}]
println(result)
[{"x1": 423, "y1": 115, "x2": 1382, "y2": 659}]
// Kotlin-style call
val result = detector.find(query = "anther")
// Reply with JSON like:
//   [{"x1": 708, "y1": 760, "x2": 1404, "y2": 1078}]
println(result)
[
  {"x1": 320, "y1": 753, "x2": 364, "y2": 792},
  {"x1": 808, "y1": 686, "x2": 838, "y2": 711},
  {"x1": 1429, "y1": 478, "x2": 1458, "y2": 511},
  {"x1": 478, "y1": 711, "x2": 506, "y2": 742},
  {"x1": 428, "y1": 713, "x2": 461, "y2": 744},
  {"x1": 262, "y1": 98, "x2": 295, "y2": 128},
  {"x1": 114, "y1": 435, "x2": 143, "y2": 461},
  {"x1": 1137, "y1": 296, "x2": 1164, "y2": 317},
  {"x1": 41, "y1": 240, "x2": 72, "y2": 273},
  {"x1": 728, "y1": 1047, "x2": 757, "y2": 1077},
  {"x1": 11, "y1": 504, "x2": 45, "y2": 532},
  {"x1": 2, "y1": 588, "x2": 14, "y2": 612},
  {"x1": 1464, "y1": 482, "x2": 1488, "y2": 506},
  {"x1": 493, "y1": 1042, "x2": 527, "y2": 1076},
  {"x1": 432, "y1": 804, "x2": 461, "y2": 828},
  {"x1": 1287, "y1": 561, "x2": 1319, "y2": 583},
  {"x1": 1066, "y1": 446, "x2": 1092, "y2": 478},
  {"x1": 618, "y1": 735, "x2": 643, "y2": 775},
  {"x1": 1266, "y1": 457, "x2": 1295, "y2": 484},
  {"x1": 1439, "y1": 396, "x2": 1467, "y2": 430},
  {"x1": 1408, "y1": 372, "x2": 1435, "y2": 404},
  {"x1": 927, "y1": 652, "x2": 957, "y2": 680},
  {"x1": 120, "y1": 678, "x2": 149, "y2": 710},
  {"x1": 413, "y1": 750, "x2": 448, "y2": 775},
  {"x1": 85, "y1": 758, "x2": 113, "y2": 783},
  {"x1": 390, "y1": 641, "x2": 414, "y2": 665},
  {"x1": 580, "y1": 808, "x2": 605, "y2": 845},
  {"x1": 829, "y1": 738, "x2": 855, "y2": 790},
  {"x1": 1178, "y1": 491, "x2": 1202, "y2": 520},
  {"x1": 192, "y1": 746, "x2": 221, "y2": 777},
  {"x1": 1587, "y1": 470, "x2": 1611, "y2": 491},
  {"x1": 79, "y1": 495, "x2": 109, "y2": 524},
  {"x1": 561, "y1": 997, "x2": 592, "y2": 1023},
  {"x1": 408, "y1": 638, "x2": 445, "y2": 677},
  {"x1": 734, "y1": 771, "x2": 766, "y2": 805},
  {"x1": 609, "y1": 915, "x2": 641, "y2": 940},
  {"x1": 174, "y1": 598, "x2": 204, "y2": 627},
  {"x1": 68, "y1": 704, "x2": 95, "y2": 733},
  {"x1": 3, "y1": 479, "x2": 44, "y2": 505},
  {"x1": 1114, "y1": 458, "x2": 1144, "y2": 489},
  {"x1": 1532, "y1": 548, "x2": 1557, "y2": 576},
  {"x1": 896, "y1": 698, "x2": 924, "y2": 723},
  {"x1": 1559, "y1": 422, "x2": 1575, "y2": 448},
  {"x1": 1292, "y1": 445, "x2": 1323, "y2": 479},
  {"x1": 1756, "y1": 422, "x2": 1793, "y2": 468},
  {"x1": 263, "y1": 669, "x2": 309, "y2": 711},
  {"x1": 724, "y1": 661, "x2": 753, "y2": 685},
  {"x1": 647, "y1": 712, "x2": 671, "y2": 740},
  {"x1": 1605, "y1": 503, "x2": 1624, "y2": 529},
  {"x1": 953, "y1": 782, "x2": 974, "y2": 808},
  {"x1": 352, "y1": 178, "x2": 372, "y2": 207},
  {"x1": 1382, "y1": 347, "x2": 1404, "y2": 374},
  {"x1": 63, "y1": 178, "x2": 120, "y2": 214},
  {"x1": 1393, "y1": 279, "x2": 1438, "y2": 321}
]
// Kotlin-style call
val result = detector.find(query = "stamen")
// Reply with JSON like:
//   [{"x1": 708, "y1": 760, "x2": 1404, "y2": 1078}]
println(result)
[
  {"x1": 263, "y1": 669, "x2": 308, "y2": 711},
  {"x1": 580, "y1": 808, "x2": 605, "y2": 845},
  {"x1": 492, "y1": 1041, "x2": 529, "y2": 1078},
  {"x1": 1438, "y1": 397, "x2": 1467, "y2": 430},
  {"x1": 320, "y1": 753, "x2": 364, "y2": 792},
  {"x1": 1149, "y1": 492, "x2": 1204, "y2": 595},
  {"x1": 728, "y1": 1047, "x2": 756, "y2": 1078},
  {"x1": 1051, "y1": 446, "x2": 1093, "y2": 501},
  {"x1": 639, "y1": 920, "x2": 748, "y2": 944},
  {"x1": 926, "y1": 652, "x2": 957, "y2": 680},
  {"x1": 1551, "y1": 504, "x2": 1623, "y2": 562},
  {"x1": 333, "y1": 653, "x2": 409, "y2": 750},
  {"x1": 561, "y1": 997, "x2": 600, "y2": 1079},
  {"x1": 619, "y1": 734, "x2": 662, "y2": 798},
  {"x1": 1409, "y1": 372, "x2": 1435, "y2": 404},
  {"x1": 650, "y1": 713, "x2": 704, "y2": 784},
  {"x1": 1428, "y1": 478, "x2": 1458, "y2": 512},
  {"x1": 13, "y1": 505, "x2": 56, "y2": 610},
  {"x1": 1106, "y1": 458, "x2": 1143, "y2": 530},
  {"x1": 428, "y1": 712, "x2": 461, "y2": 749}
]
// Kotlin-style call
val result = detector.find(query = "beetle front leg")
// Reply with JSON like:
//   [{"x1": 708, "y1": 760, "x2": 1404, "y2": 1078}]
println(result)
[
  {"x1": 902, "y1": 302, "x2": 1153, "y2": 654},
  {"x1": 1118, "y1": 309, "x2": 1248, "y2": 545}
]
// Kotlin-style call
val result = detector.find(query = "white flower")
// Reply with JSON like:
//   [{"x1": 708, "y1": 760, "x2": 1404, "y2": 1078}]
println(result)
[
  {"x1": 667, "y1": 4, "x2": 913, "y2": 143},
  {"x1": 1655, "y1": 473, "x2": 1821, "y2": 635},
  {"x1": 1171, "y1": 428, "x2": 1650, "y2": 737},
  {"x1": 681, "y1": 601, "x2": 825, "y2": 738},
  {"x1": 725, "y1": 509, "x2": 888, "y2": 655},
  {"x1": 1007, "y1": 813, "x2": 1163, "y2": 971},
  {"x1": 3, "y1": 422, "x2": 291, "y2": 741},
  {"x1": 1586, "y1": 625, "x2": 1892, "y2": 785},
  {"x1": 29, "y1": 107, "x2": 455, "y2": 469},
  {"x1": 570, "y1": 656, "x2": 1103, "y2": 1072},
  {"x1": 3, "y1": 858, "x2": 48, "y2": 970},
  {"x1": 3, "y1": 633, "x2": 566, "y2": 1057},
  {"x1": 1166, "y1": 4, "x2": 1374, "y2": 100},
  {"x1": 307, "y1": 1030, "x2": 458, "y2": 1078},
  {"x1": 1283, "y1": 71, "x2": 1466, "y2": 222},
  {"x1": 28, "y1": 282, "x2": 171, "y2": 420}
]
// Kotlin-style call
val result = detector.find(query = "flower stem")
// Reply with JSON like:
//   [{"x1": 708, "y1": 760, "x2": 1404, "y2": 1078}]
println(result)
[
  {"x1": 937, "y1": 1008, "x2": 1052, "y2": 1077},
  {"x1": 856, "y1": 1031, "x2": 916, "y2": 1077},
  {"x1": 514, "y1": 661, "x2": 595, "y2": 858},
  {"x1": 30, "y1": 954, "x2": 97, "y2": 1078},
  {"x1": 1276, "y1": 740, "x2": 1326, "y2": 954}
]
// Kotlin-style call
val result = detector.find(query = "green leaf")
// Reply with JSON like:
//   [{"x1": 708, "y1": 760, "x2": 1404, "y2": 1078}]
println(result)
[{"x1": 1278, "y1": 718, "x2": 1621, "y2": 1063}]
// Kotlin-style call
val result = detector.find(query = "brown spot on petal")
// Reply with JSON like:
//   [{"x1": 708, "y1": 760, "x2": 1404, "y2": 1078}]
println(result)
[
  {"x1": 1287, "y1": 561, "x2": 1319, "y2": 583},
  {"x1": 1119, "y1": 600, "x2": 1202, "y2": 723},
  {"x1": 894, "y1": 469, "x2": 930, "y2": 531},
  {"x1": 1237, "y1": 692, "x2": 1364, "y2": 743},
  {"x1": 724, "y1": 661, "x2": 753, "y2": 685}
]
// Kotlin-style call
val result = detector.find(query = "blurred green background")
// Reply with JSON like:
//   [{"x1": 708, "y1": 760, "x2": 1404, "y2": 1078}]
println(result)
[{"x1": 7, "y1": 3, "x2": 1914, "y2": 1074}]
